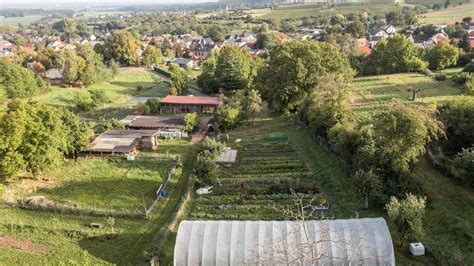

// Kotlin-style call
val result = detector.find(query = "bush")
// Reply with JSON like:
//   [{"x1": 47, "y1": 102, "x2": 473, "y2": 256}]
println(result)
[
  {"x1": 183, "y1": 112, "x2": 199, "y2": 133},
  {"x1": 193, "y1": 156, "x2": 218, "y2": 185},
  {"x1": 462, "y1": 61, "x2": 474, "y2": 73},
  {"x1": 197, "y1": 137, "x2": 224, "y2": 160},
  {"x1": 89, "y1": 88, "x2": 110, "y2": 107},
  {"x1": 434, "y1": 72, "x2": 447, "y2": 81},
  {"x1": 452, "y1": 148, "x2": 474, "y2": 187},
  {"x1": 452, "y1": 72, "x2": 472, "y2": 85},
  {"x1": 386, "y1": 193, "x2": 426, "y2": 245},
  {"x1": 463, "y1": 77, "x2": 473, "y2": 95},
  {"x1": 72, "y1": 91, "x2": 93, "y2": 111},
  {"x1": 94, "y1": 118, "x2": 125, "y2": 134},
  {"x1": 213, "y1": 105, "x2": 241, "y2": 132},
  {"x1": 144, "y1": 98, "x2": 161, "y2": 114}
]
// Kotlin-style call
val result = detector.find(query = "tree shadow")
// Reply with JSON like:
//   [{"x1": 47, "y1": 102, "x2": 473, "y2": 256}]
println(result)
[{"x1": 79, "y1": 233, "x2": 143, "y2": 264}]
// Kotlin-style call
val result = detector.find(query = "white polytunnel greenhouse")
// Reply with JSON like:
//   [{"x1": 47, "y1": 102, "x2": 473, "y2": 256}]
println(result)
[{"x1": 174, "y1": 218, "x2": 395, "y2": 266}]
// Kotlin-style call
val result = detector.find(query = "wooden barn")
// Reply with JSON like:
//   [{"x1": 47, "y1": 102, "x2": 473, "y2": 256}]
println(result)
[{"x1": 159, "y1": 96, "x2": 222, "y2": 114}]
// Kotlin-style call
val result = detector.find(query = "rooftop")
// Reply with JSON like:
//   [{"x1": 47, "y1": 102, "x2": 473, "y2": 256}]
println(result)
[
  {"x1": 160, "y1": 95, "x2": 222, "y2": 105},
  {"x1": 89, "y1": 130, "x2": 158, "y2": 153},
  {"x1": 121, "y1": 115, "x2": 184, "y2": 129}
]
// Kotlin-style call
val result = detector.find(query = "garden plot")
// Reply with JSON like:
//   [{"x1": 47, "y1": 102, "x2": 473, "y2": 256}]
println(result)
[{"x1": 190, "y1": 130, "x2": 319, "y2": 220}]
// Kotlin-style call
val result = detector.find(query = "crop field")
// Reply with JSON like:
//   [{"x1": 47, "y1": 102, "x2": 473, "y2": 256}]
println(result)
[
  {"x1": 188, "y1": 118, "x2": 360, "y2": 221},
  {"x1": 0, "y1": 139, "x2": 193, "y2": 264},
  {"x1": 418, "y1": 3, "x2": 474, "y2": 24},
  {"x1": 351, "y1": 71, "x2": 464, "y2": 115}
]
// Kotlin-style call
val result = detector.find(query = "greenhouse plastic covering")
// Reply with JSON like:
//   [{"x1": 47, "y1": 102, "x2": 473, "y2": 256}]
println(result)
[{"x1": 174, "y1": 218, "x2": 395, "y2": 266}]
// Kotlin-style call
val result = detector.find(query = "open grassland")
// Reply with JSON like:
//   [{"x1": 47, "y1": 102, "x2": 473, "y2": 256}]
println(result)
[
  {"x1": 32, "y1": 68, "x2": 170, "y2": 120},
  {"x1": 351, "y1": 71, "x2": 464, "y2": 115},
  {"x1": 0, "y1": 15, "x2": 43, "y2": 27},
  {"x1": 22, "y1": 158, "x2": 172, "y2": 212},
  {"x1": 418, "y1": 3, "x2": 474, "y2": 24},
  {"x1": 247, "y1": 3, "x2": 410, "y2": 19},
  {"x1": 0, "y1": 139, "x2": 194, "y2": 264}
]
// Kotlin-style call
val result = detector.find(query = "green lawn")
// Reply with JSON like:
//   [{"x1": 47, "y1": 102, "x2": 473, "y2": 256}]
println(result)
[
  {"x1": 23, "y1": 158, "x2": 171, "y2": 212},
  {"x1": 351, "y1": 71, "x2": 464, "y2": 115},
  {"x1": 418, "y1": 3, "x2": 474, "y2": 24},
  {"x1": 0, "y1": 139, "x2": 193, "y2": 264}
]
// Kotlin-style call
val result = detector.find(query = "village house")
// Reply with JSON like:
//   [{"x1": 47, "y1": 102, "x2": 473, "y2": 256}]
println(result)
[
  {"x1": 170, "y1": 58, "x2": 198, "y2": 68},
  {"x1": 0, "y1": 40, "x2": 15, "y2": 57},
  {"x1": 159, "y1": 95, "x2": 223, "y2": 113},
  {"x1": 368, "y1": 24, "x2": 398, "y2": 47}
]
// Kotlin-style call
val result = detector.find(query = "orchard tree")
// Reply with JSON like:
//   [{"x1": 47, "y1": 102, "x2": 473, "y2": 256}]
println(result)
[
  {"x1": 0, "y1": 61, "x2": 49, "y2": 99},
  {"x1": 438, "y1": 96, "x2": 474, "y2": 153},
  {"x1": 76, "y1": 45, "x2": 108, "y2": 86},
  {"x1": 257, "y1": 41, "x2": 354, "y2": 114},
  {"x1": 60, "y1": 109, "x2": 92, "y2": 158},
  {"x1": 214, "y1": 45, "x2": 256, "y2": 92},
  {"x1": 345, "y1": 21, "x2": 367, "y2": 38},
  {"x1": 59, "y1": 49, "x2": 82, "y2": 85},
  {"x1": 371, "y1": 101, "x2": 444, "y2": 175},
  {"x1": 386, "y1": 194, "x2": 427, "y2": 245},
  {"x1": 298, "y1": 74, "x2": 352, "y2": 136},
  {"x1": 197, "y1": 51, "x2": 220, "y2": 94},
  {"x1": 111, "y1": 31, "x2": 142, "y2": 66},
  {"x1": 354, "y1": 169, "x2": 382, "y2": 209},
  {"x1": 183, "y1": 112, "x2": 199, "y2": 133},
  {"x1": 169, "y1": 64, "x2": 188, "y2": 95},
  {"x1": 427, "y1": 40, "x2": 459, "y2": 70},
  {"x1": 142, "y1": 45, "x2": 163, "y2": 68},
  {"x1": 213, "y1": 104, "x2": 241, "y2": 132},
  {"x1": 245, "y1": 89, "x2": 262, "y2": 124},
  {"x1": 368, "y1": 35, "x2": 426, "y2": 74}
]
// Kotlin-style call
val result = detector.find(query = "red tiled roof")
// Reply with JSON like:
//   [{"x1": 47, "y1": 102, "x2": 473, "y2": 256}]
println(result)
[
  {"x1": 355, "y1": 45, "x2": 372, "y2": 55},
  {"x1": 470, "y1": 40, "x2": 474, "y2": 48},
  {"x1": 160, "y1": 95, "x2": 222, "y2": 105}
]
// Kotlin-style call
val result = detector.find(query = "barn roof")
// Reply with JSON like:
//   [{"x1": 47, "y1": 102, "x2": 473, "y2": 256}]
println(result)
[
  {"x1": 89, "y1": 130, "x2": 158, "y2": 153},
  {"x1": 121, "y1": 115, "x2": 184, "y2": 129},
  {"x1": 174, "y1": 218, "x2": 395, "y2": 266},
  {"x1": 160, "y1": 95, "x2": 222, "y2": 106}
]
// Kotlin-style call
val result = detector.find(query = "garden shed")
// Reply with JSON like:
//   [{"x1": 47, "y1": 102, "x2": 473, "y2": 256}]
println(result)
[
  {"x1": 88, "y1": 130, "x2": 159, "y2": 155},
  {"x1": 174, "y1": 218, "x2": 395, "y2": 266}
]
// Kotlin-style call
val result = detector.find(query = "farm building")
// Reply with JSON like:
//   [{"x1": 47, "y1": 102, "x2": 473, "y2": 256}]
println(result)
[
  {"x1": 121, "y1": 115, "x2": 184, "y2": 130},
  {"x1": 88, "y1": 130, "x2": 159, "y2": 155},
  {"x1": 160, "y1": 95, "x2": 223, "y2": 113},
  {"x1": 120, "y1": 115, "x2": 189, "y2": 138},
  {"x1": 174, "y1": 218, "x2": 395, "y2": 266}
]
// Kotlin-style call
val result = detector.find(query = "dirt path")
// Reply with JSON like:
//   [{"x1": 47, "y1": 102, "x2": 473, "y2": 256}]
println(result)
[
  {"x1": 191, "y1": 116, "x2": 212, "y2": 144},
  {"x1": 0, "y1": 236, "x2": 50, "y2": 255}
]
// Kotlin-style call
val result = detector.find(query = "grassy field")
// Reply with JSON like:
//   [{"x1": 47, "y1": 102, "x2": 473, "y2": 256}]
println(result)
[
  {"x1": 0, "y1": 15, "x2": 43, "y2": 27},
  {"x1": 418, "y1": 3, "x2": 474, "y2": 24},
  {"x1": 31, "y1": 68, "x2": 170, "y2": 120},
  {"x1": 20, "y1": 158, "x2": 172, "y2": 212},
  {"x1": 351, "y1": 71, "x2": 464, "y2": 115},
  {"x1": 0, "y1": 139, "x2": 194, "y2": 264},
  {"x1": 247, "y1": 3, "x2": 411, "y2": 19}
]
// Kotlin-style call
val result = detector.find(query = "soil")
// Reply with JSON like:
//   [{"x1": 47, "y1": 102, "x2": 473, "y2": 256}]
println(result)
[
  {"x1": 0, "y1": 235, "x2": 51, "y2": 255},
  {"x1": 11, "y1": 177, "x2": 56, "y2": 194}
]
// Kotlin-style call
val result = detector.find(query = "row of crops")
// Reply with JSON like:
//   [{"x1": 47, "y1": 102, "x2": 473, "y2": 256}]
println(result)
[{"x1": 189, "y1": 126, "x2": 319, "y2": 220}]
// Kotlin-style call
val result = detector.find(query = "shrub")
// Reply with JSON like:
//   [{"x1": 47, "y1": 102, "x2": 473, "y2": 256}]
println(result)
[
  {"x1": 144, "y1": 98, "x2": 161, "y2": 114},
  {"x1": 452, "y1": 72, "x2": 472, "y2": 85},
  {"x1": 434, "y1": 72, "x2": 447, "y2": 81},
  {"x1": 72, "y1": 91, "x2": 93, "y2": 111},
  {"x1": 94, "y1": 118, "x2": 125, "y2": 134},
  {"x1": 213, "y1": 105, "x2": 241, "y2": 132},
  {"x1": 197, "y1": 137, "x2": 224, "y2": 160},
  {"x1": 463, "y1": 61, "x2": 474, "y2": 73},
  {"x1": 452, "y1": 148, "x2": 474, "y2": 187},
  {"x1": 386, "y1": 193, "x2": 426, "y2": 245},
  {"x1": 194, "y1": 155, "x2": 218, "y2": 185},
  {"x1": 89, "y1": 88, "x2": 110, "y2": 107},
  {"x1": 463, "y1": 77, "x2": 473, "y2": 95},
  {"x1": 183, "y1": 112, "x2": 199, "y2": 133}
]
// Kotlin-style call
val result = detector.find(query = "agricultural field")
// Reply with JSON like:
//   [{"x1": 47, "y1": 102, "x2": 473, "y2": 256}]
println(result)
[
  {"x1": 0, "y1": 15, "x2": 43, "y2": 27},
  {"x1": 0, "y1": 139, "x2": 194, "y2": 264},
  {"x1": 188, "y1": 118, "x2": 361, "y2": 221},
  {"x1": 418, "y1": 3, "x2": 474, "y2": 24},
  {"x1": 351, "y1": 71, "x2": 464, "y2": 115},
  {"x1": 246, "y1": 3, "x2": 412, "y2": 19}
]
